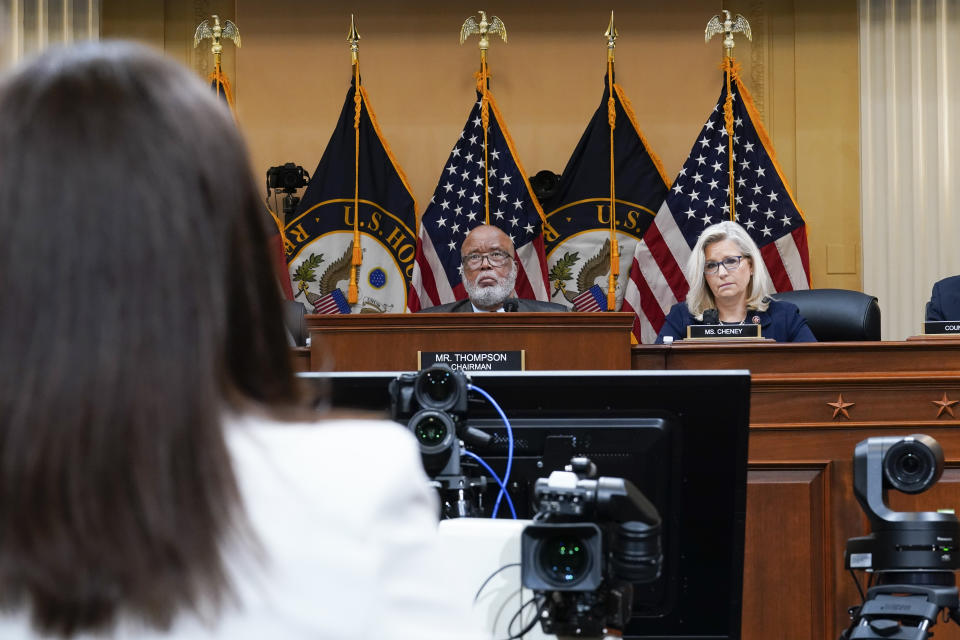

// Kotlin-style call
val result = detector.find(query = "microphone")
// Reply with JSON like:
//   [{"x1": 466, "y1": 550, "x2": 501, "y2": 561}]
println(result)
[
  {"x1": 702, "y1": 308, "x2": 719, "y2": 324},
  {"x1": 503, "y1": 299, "x2": 519, "y2": 312}
]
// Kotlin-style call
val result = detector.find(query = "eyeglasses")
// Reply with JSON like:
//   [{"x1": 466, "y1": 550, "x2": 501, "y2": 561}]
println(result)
[
  {"x1": 462, "y1": 250, "x2": 513, "y2": 270},
  {"x1": 703, "y1": 255, "x2": 745, "y2": 275}
]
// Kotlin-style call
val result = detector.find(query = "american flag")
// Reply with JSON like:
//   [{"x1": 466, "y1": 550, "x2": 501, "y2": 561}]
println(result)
[
  {"x1": 313, "y1": 288, "x2": 351, "y2": 314},
  {"x1": 572, "y1": 284, "x2": 607, "y2": 313},
  {"x1": 408, "y1": 91, "x2": 550, "y2": 311},
  {"x1": 622, "y1": 69, "x2": 810, "y2": 343}
]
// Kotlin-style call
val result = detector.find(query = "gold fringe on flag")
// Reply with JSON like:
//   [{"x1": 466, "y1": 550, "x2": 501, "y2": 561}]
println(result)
[{"x1": 208, "y1": 62, "x2": 235, "y2": 109}]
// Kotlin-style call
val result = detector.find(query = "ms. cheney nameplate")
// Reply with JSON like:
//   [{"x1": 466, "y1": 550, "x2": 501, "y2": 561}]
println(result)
[
  {"x1": 418, "y1": 350, "x2": 525, "y2": 371},
  {"x1": 686, "y1": 324, "x2": 762, "y2": 340},
  {"x1": 923, "y1": 321, "x2": 960, "y2": 335}
]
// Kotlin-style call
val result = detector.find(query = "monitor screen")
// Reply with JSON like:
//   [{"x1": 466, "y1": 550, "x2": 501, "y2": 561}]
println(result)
[{"x1": 299, "y1": 369, "x2": 750, "y2": 640}]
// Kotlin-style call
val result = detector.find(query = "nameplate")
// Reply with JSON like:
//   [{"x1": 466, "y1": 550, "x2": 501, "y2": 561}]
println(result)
[
  {"x1": 923, "y1": 321, "x2": 960, "y2": 335},
  {"x1": 686, "y1": 324, "x2": 762, "y2": 340},
  {"x1": 418, "y1": 350, "x2": 525, "y2": 371}
]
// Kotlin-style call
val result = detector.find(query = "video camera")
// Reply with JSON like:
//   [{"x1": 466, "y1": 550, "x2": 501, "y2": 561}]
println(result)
[
  {"x1": 841, "y1": 434, "x2": 960, "y2": 639},
  {"x1": 522, "y1": 457, "x2": 663, "y2": 637},
  {"x1": 389, "y1": 365, "x2": 664, "y2": 638},
  {"x1": 389, "y1": 366, "x2": 491, "y2": 518}
]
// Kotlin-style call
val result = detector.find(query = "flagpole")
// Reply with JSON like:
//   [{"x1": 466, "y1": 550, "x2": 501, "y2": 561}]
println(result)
[
  {"x1": 705, "y1": 10, "x2": 752, "y2": 222},
  {"x1": 481, "y1": 50, "x2": 490, "y2": 225},
  {"x1": 193, "y1": 14, "x2": 240, "y2": 111},
  {"x1": 461, "y1": 11, "x2": 507, "y2": 226},
  {"x1": 605, "y1": 11, "x2": 619, "y2": 312},
  {"x1": 347, "y1": 15, "x2": 363, "y2": 305}
]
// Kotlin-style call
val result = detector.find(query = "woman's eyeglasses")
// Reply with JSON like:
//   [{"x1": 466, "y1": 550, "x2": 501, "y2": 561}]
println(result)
[{"x1": 703, "y1": 255, "x2": 745, "y2": 275}]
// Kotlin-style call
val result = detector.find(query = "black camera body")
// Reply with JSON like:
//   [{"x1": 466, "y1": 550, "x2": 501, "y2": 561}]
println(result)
[
  {"x1": 389, "y1": 366, "x2": 470, "y2": 478},
  {"x1": 266, "y1": 162, "x2": 308, "y2": 192},
  {"x1": 521, "y1": 457, "x2": 662, "y2": 637},
  {"x1": 389, "y1": 366, "x2": 490, "y2": 518},
  {"x1": 845, "y1": 434, "x2": 960, "y2": 573}
]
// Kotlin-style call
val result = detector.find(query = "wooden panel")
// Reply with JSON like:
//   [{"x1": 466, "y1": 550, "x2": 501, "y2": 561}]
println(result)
[
  {"x1": 750, "y1": 374, "x2": 960, "y2": 428},
  {"x1": 634, "y1": 339, "x2": 960, "y2": 375},
  {"x1": 743, "y1": 466, "x2": 830, "y2": 640},
  {"x1": 306, "y1": 312, "x2": 635, "y2": 371},
  {"x1": 290, "y1": 347, "x2": 310, "y2": 372}
]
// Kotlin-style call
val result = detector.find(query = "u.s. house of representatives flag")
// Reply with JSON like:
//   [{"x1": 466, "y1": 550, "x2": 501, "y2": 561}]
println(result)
[
  {"x1": 285, "y1": 79, "x2": 418, "y2": 315},
  {"x1": 541, "y1": 78, "x2": 670, "y2": 312},
  {"x1": 408, "y1": 91, "x2": 550, "y2": 311},
  {"x1": 622, "y1": 66, "x2": 811, "y2": 343}
]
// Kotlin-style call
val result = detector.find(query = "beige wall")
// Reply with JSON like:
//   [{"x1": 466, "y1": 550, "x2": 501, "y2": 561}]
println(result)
[{"x1": 103, "y1": 0, "x2": 861, "y2": 290}]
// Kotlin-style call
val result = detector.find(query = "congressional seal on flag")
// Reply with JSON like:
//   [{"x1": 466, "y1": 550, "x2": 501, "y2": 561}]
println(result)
[{"x1": 285, "y1": 74, "x2": 417, "y2": 315}]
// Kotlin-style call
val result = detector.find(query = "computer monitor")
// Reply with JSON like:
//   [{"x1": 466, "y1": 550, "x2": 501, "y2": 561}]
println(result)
[{"x1": 299, "y1": 369, "x2": 750, "y2": 640}]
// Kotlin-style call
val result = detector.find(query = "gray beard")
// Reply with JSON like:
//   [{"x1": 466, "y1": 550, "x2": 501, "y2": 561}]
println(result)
[{"x1": 463, "y1": 261, "x2": 518, "y2": 309}]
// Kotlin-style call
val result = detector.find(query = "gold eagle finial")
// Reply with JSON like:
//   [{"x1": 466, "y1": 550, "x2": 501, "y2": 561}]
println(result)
[
  {"x1": 194, "y1": 14, "x2": 241, "y2": 63},
  {"x1": 460, "y1": 11, "x2": 507, "y2": 50},
  {"x1": 705, "y1": 9, "x2": 751, "y2": 57}
]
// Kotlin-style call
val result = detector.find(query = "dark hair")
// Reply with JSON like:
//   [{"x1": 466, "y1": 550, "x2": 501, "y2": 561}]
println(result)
[{"x1": 0, "y1": 41, "x2": 298, "y2": 634}]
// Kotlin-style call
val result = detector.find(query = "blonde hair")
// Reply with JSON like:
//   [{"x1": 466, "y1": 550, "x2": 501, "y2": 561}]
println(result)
[{"x1": 684, "y1": 220, "x2": 775, "y2": 319}]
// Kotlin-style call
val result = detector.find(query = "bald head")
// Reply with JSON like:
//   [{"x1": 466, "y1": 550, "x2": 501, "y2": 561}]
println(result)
[{"x1": 460, "y1": 224, "x2": 515, "y2": 258}]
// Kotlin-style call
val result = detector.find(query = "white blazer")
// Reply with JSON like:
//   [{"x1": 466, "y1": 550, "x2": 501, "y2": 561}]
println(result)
[{"x1": 0, "y1": 414, "x2": 486, "y2": 639}]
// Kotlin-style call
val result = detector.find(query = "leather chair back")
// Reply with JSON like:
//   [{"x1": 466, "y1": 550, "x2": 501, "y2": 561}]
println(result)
[
  {"x1": 772, "y1": 288, "x2": 881, "y2": 341},
  {"x1": 284, "y1": 299, "x2": 308, "y2": 346}
]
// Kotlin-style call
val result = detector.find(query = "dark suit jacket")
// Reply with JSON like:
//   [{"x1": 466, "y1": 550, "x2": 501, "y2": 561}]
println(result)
[
  {"x1": 925, "y1": 275, "x2": 960, "y2": 321},
  {"x1": 417, "y1": 298, "x2": 569, "y2": 313},
  {"x1": 655, "y1": 300, "x2": 817, "y2": 344}
]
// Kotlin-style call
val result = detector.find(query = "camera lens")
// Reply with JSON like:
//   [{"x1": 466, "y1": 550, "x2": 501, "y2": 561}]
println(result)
[
  {"x1": 883, "y1": 437, "x2": 943, "y2": 494},
  {"x1": 900, "y1": 454, "x2": 921, "y2": 475},
  {"x1": 407, "y1": 410, "x2": 455, "y2": 454},
  {"x1": 420, "y1": 369, "x2": 454, "y2": 404},
  {"x1": 539, "y1": 536, "x2": 590, "y2": 586},
  {"x1": 413, "y1": 414, "x2": 448, "y2": 446}
]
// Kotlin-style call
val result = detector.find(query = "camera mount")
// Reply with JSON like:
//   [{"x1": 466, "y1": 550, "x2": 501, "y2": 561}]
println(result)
[{"x1": 841, "y1": 435, "x2": 960, "y2": 640}]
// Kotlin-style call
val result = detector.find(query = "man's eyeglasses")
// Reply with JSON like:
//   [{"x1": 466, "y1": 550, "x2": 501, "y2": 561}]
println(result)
[
  {"x1": 462, "y1": 250, "x2": 513, "y2": 270},
  {"x1": 703, "y1": 255, "x2": 745, "y2": 275}
]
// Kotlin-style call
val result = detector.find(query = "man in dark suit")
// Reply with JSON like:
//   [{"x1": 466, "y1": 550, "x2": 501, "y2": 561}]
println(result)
[
  {"x1": 926, "y1": 275, "x2": 960, "y2": 321},
  {"x1": 418, "y1": 224, "x2": 567, "y2": 313}
]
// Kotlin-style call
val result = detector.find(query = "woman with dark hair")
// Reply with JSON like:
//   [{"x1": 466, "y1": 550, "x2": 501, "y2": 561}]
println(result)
[{"x1": 0, "y1": 42, "x2": 479, "y2": 639}]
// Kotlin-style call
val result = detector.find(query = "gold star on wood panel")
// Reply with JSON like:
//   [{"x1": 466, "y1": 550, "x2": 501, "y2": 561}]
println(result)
[
  {"x1": 932, "y1": 393, "x2": 959, "y2": 418},
  {"x1": 828, "y1": 394, "x2": 855, "y2": 420}
]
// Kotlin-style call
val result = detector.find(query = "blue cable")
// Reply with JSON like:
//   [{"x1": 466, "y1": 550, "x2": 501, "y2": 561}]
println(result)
[
  {"x1": 467, "y1": 383, "x2": 514, "y2": 519},
  {"x1": 461, "y1": 449, "x2": 517, "y2": 519}
]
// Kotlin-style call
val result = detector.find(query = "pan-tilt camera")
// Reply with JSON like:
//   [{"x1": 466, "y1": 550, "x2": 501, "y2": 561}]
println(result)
[{"x1": 841, "y1": 434, "x2": 960, "y2": 639}]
